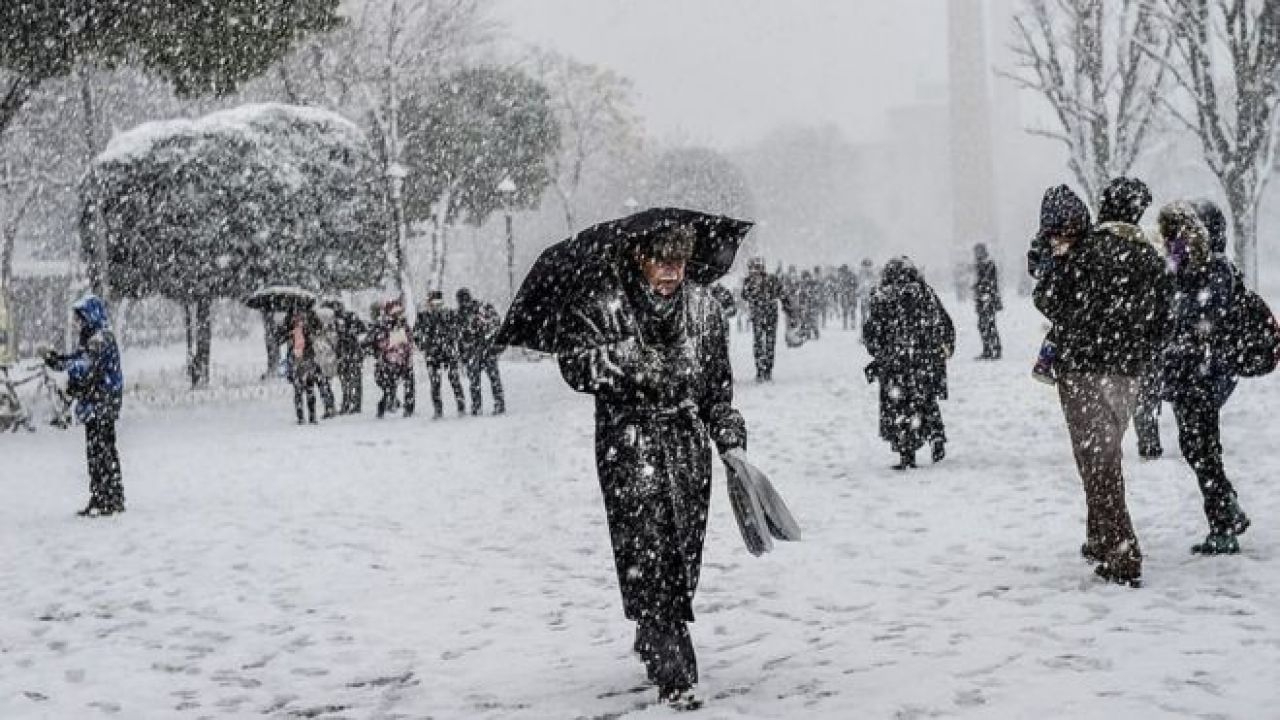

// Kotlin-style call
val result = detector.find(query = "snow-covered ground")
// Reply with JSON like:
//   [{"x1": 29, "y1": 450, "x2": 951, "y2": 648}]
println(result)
[{"x1": 2, "y1": 301, "x2": 1278, "y2": 719}]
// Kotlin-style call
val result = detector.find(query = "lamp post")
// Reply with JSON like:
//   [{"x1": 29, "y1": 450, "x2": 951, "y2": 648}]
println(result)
[{"x1": 498, "y1": 177, "x2": 518, "y2": 301}]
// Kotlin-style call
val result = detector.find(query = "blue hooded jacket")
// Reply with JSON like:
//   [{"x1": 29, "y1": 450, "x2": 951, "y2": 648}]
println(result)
[{"x1": 64, "y1": 295, "x2": 124, "y2": 422}]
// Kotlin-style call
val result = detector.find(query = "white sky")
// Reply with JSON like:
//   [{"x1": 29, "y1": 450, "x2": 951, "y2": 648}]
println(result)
[{"x1": 495, "y1": 0, "x2": 950, "y2": 148}]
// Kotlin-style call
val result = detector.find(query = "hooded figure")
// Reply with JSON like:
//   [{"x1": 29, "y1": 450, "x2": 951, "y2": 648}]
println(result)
[
  {"x1": 741, "y1": 257, "x2": 785, "y2": 381},
  {"x1": 863, "y1": 258, "x2": 955, "y2": 469},
  {"x1": 367, "y1": 299, "x2": 415, "y2": 418},
  {"x1": 1158, "y1": 202, "x2": 1251, "y2": 555},
  {"x1": 455, "y1": 288, "x2": 506, "y2": 415},
  {"x1": 972, "y1": 242, "x2": 1002, "y2": 360},
  {"x1": 1033, "y1": 183, "x2": 1171, "y2": 586},
  {"x1": 415, "y1": 290, "x2": 467, "y2": 419},
  {"x1": 556, "y1": 225, "x2": 747, "y2": 707},
  {"x1": 44, "y1": 294, "x2": 125, "y2": 516}
]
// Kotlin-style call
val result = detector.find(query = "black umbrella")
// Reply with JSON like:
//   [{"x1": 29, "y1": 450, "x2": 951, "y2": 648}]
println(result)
[
  {"x1": 496, "y1": 207, "x2": 753, "y2": 354},
  {"x1": 244, "y1": 285, "x2": 318, "y2": 313}
]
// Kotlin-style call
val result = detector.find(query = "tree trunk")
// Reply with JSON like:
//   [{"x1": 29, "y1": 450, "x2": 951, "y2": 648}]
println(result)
[
  {"x1": 1226, "y1": 186, "x2": 1259, "y2": 289},
  {"x1": 261, "y1": 310, "x2": 280, "y2": 379},
  {"x1": 183, "y1": 302, "x2": 195, "y2": 385},
  {"x1": 0, "y1": 73, "x2": 35, "y2": 141},
  {"x1": 435, "y1": 222, "x2": 449, "y2": 290},
  {"x1": 191, "y1": 298, "x2": 213, "y2": 388}
]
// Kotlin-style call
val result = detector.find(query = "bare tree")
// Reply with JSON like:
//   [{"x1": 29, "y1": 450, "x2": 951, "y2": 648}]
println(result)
[
  {"x1": 527, "y1": 49, "x2": 641, "y2": 234},
  {"x1": 1147, "y1": 0, "x2": 1279, "y2": 288},
  {"x1": 1008, "y1": 0, "x2": 1172, "y2": 210}
]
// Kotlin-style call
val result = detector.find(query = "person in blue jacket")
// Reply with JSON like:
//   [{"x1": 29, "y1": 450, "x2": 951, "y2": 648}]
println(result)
[{"x1": 44, "y1": 294, "x2": 124, "y2": 517}]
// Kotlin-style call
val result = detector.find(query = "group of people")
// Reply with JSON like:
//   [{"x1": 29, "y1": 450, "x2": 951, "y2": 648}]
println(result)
[{"x1": 276, "y1": 288, "x2": 506, "y2": 424}]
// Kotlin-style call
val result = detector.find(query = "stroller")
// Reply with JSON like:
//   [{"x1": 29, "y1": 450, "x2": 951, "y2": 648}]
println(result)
[{"x1": 0, "y1": 359, "x2": 73, "y2": 433}]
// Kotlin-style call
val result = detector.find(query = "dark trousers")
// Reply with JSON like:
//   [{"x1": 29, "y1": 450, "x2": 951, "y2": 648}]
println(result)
[
  {"x1": 1132, "y1": 366, "x2": 1163, "y2": 455},
  {"x1": 977, "y1": 305, "x2": 1001, "y2": 358},
  {"x1": 317, "y1": 376, "x2": 336, "y2": 416},
  {"x1": 1058, "y1": 374, "x2": 1141, "y2": 577},
  {"x1": 428, "y1": 360, "x2": 466, "y2": 416},
  {"x1": 338, "y1": 359, "x2": 363, "y2": 413},
  {"x1": 85, "y1": 417, "x2": 124, "y2": 511},
  {"x1": 1173, "y1": 398, "x2": 1240, "y2": 535},
  {"x1": 636, "y1": 618, "x2": 697, "y2": 693},
  {"x1": 750, "y1": 313, "x2": 778, "y2": 380},
  {"x1": 291, "y1": 363, "x2": 319, "y2": 423},
  {"x1": 376, "y1": 363, "x2": 415, "y2": 417},
  {"x1": 464, "y1": 354, "x2": 505, "y2": 414}
]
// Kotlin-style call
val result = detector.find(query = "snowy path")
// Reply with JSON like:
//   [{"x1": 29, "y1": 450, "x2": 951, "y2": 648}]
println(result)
[{"x1": 2, "y1": 303, "x2": 1278, "y2": 719}]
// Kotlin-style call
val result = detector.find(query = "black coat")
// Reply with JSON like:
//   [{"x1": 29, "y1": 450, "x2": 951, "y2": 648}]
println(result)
[
  {"x1": 557, "y1": 273, "x2": 746, "y2": 623},
  {"x1": 1164, "y1": 256, "x2": 1239, "y2": 405},
  {"x1": 863, "y1": 271, "x2": 954, "y2": 447},
  {"x1": 973, "y1": 258, "x2": 1001, "y2": 312},
  {"x1": 457, "y1": 301, "x2": 502, "y2": 360},
  {"x1": 742, "y1": 270, "x2": 783, "y2": 321},
  {"x1": 333, "y1": 310, "x2": 367, "y2": 365},
  {"x1": 415, "y1": 308, "x2": 461, "y2": 364},
  {"x1": 1034, "y1": 222, "x2": 1172, "y2": 377}
]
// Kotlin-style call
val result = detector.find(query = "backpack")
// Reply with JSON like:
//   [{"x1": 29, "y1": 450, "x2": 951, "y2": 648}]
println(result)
[{"x1": 1223, "y1": 288, "x2": 1280, "y2": 377}]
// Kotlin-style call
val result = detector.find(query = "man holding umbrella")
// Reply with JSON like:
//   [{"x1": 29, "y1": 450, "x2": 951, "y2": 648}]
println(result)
[{"x1": 499, "y1": 207, "x2": 777, "y2": 708}]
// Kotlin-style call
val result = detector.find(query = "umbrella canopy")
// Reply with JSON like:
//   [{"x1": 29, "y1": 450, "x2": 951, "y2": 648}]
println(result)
[
  {"x1": 244, "y1": 285, "x2": 318, "y2": 313},
  {"x1": 496, "y1": 207, "x2": 753, "y2": 354}
]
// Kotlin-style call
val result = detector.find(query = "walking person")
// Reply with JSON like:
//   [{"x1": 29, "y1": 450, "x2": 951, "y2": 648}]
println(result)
[
  {"x1": 329, "y1": 300, "x2": 367, "y2": 414},
  {"x1": 555, "y1": 225, "x2": 748, "y2": 708},
  {"x1": 43, "y1": 294, "x2": 125, "y2": 516},
  {"x1": 973, "y1": 242, "x2": 1002, "y2": 360},
  {"x1": 1159, "y1": 201, "x2": 1252, "y2": 555},
  {"x1": 455, "y1": 288, "x2": 506, "y2": 416},
  {"x1": 836, "y1": 263, "x2": 859, "y2": 330},
  {"x1": 368, "y1": 299, "x2": 415, "y2": 418},
  {"x1": 742, "y1": 257, "x2": 784, "y2": 381},
  {"x1": 415, "y1": 291, "x2": 466, "y2": 419},
  {"x1": 281, "y1": 307, "x2": 326, "y2": 424},
  {"x1": 863, "y1": 257, "x2": 954, "y2": 469},
  {"x1": 856, "y1": 257, "x2": 877, "y2": 332},
  {"x1": 1032, "y1": 183, "x2": 1172, "y2": 586}
]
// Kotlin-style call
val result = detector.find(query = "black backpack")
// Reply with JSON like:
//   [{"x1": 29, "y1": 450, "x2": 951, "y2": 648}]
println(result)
[{"x1": 1223, "y1": 288, "x2": 1280, "y2": 377}]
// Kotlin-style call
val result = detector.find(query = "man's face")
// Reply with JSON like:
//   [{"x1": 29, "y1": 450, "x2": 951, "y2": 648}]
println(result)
[{"x1": 639, "y1": 255, "x2": 687, "y2": 297}]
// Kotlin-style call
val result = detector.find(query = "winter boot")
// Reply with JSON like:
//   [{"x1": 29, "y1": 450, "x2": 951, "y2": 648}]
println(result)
[
  {"x1": 892, "y1": 451, "x2": 917, "y2": 471},
  {"x1": 1190, "y1": 533, "x2": 1240, "y2": 555},
  {"x1": 1094, "y1": 562, "x2": 1142, "y2": 588},
  {"x1": 1138, "y1": 441, "x2": 1163, "y2": 461},
  {"x1": 1080, "y1": 542, "x2": 1105, "y2": 564},
  {"x1": 930, "y1": 438, "x2": 946, "y2": 464},
  {"x1": 659, "y1": 686, "x2": 702, "y2": 711}
]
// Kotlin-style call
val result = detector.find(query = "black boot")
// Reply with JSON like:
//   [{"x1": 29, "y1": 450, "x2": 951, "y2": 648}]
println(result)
[
  {"x1": 930, "y1": 438, "x2": 946, "y2": 464},
  {"x1": 892, "y1": 451, "x2": 917, "y2": 471}
]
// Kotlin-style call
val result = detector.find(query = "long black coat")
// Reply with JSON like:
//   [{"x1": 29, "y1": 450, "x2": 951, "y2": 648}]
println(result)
[
  {"x1": 863, "y1": 270, "x2": 954, "y2": 449},
  {"x1": 415, "y1": 308, "x2": 461, "y2": 364},
  {"x1": 558, "y1": 273, "x2": 746, "y2": 623}
]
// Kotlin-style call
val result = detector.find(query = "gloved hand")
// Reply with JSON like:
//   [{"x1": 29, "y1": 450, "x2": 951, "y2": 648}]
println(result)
[{"x1": 41, "y1": 347, "x2": 60, "y2": 369}]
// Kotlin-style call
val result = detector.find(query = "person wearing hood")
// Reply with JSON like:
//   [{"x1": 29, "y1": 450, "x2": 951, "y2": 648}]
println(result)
[
  {"x1": 972, "y1": 242, "x2": 1002, "y2": 360},
  {"x1": 1159, "y1": 201, "x2": 1251, "y2": 555},
  {"x1": 328, "y1": 300, "x2": 367, "y2": 414},
  {"x1": 863, "y1": 257, "x2": 955, "y2": 469},
  {"x1": 367, "y1": 299, "x2": 415, "y2": 418},
  {"x1": 44, "y1": 294, "x2": 125, "y2": 517},
  {"x1": 1033, "y1": 182, "x2": 1172, "y2": 586},
  {"x1": 556, "y1": 225, "x2": 747, "y2": 709},
  {"x1": 1094, "y1": 179, "x2": 1165, "y2": 461}
]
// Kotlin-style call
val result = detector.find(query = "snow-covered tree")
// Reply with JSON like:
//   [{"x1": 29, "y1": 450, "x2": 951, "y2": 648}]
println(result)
[
  {"x1": 1008, "y1": 0, "x2": 1171, "y2": 211},
  {"x1": 1149, "y1": 0, "x2": 1280, "y2": 288},
  {"x1": 0, "y1": 0, "x2": 343, "y2": 139},
  {"x1": 399, "y1": 65, "x2": 559, "y2": 289},
  {"x1": 81, "y1": 103, "x2": 390, "y2": 387}
]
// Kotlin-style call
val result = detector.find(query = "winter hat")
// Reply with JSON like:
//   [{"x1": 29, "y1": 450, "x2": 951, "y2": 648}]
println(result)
[
  {"x1": 1097, "y1": 177, "x2": 1152, "y2": 225},
  {"x1": 456, "y1": 288, "x2": 473, "y2": 305},
  {"x1": 1158, "y1": 202, "x2": 1211, "y2": 272},
  {"x1": 1039, "y1": 185, "x2": 1091, "y2": 239},
  {"x1": 1191, "y1": 199, "x2": 1229, "y2": 255},
  {"x1": 635, "y1": 225, "x2": 696, "y2": 263}
]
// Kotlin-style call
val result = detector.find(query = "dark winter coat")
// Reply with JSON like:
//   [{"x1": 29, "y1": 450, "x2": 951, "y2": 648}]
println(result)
[
  {"x1": 457, "y1": 300, "x2": 502, "y2": 361},
  {"x1": 863, "y1": 267, "x2": 954, "y2": 445},
  {"x1": 710, "y1": 284, "x2": 738, "y2": 319},
  {"x1": 54, "y1": 295, "x2": 123, "y2": 424},
  {"x1": 973, "y1": 258, "x2": 1001, "y2": 312},
  {"x1": 1033, "y1": 222, "x2": 1172, "y2": 377},
  {"x1": 367, "y1": 314, "x2": 414, "y2": 369},
  {"x1": 333, "y1": 310, "x2": 367, "y2": 366},
  {"x1": 557, "y1": 271, "x2": 746, "y2": 623},
  {"x1": 742, "y1": 270, "x2": 784, "y2": 321},
  {"x1": 415, "y1": 307, "x2": 461, "y2": 364},
  {"x1": 1159, "y1": 206, "x2": 1239, "y2": 405}
]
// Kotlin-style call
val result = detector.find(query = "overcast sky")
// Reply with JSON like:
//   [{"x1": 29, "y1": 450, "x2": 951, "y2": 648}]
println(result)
[{"x1": 496, "y1": 0, "x2": 950, "y2": 148}]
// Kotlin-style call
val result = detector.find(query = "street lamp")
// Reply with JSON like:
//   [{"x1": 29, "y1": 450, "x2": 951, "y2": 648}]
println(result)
[
  {"x1": 497, "y1": 177, "x2": 518, "y2": 301},
  {"x1": 624, "y1": 196, "x2": 639, "y2": 214}
]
